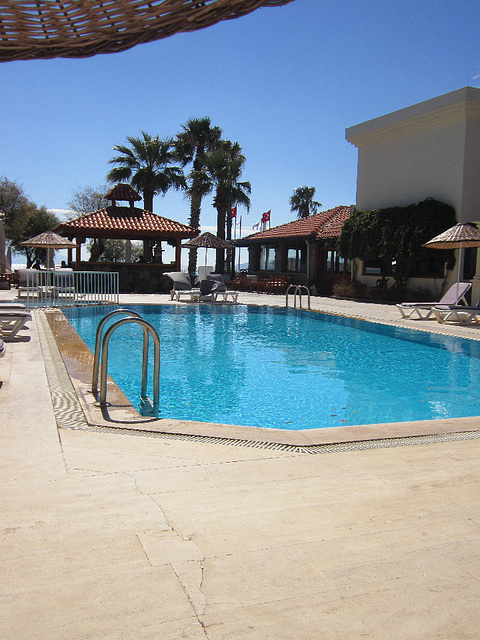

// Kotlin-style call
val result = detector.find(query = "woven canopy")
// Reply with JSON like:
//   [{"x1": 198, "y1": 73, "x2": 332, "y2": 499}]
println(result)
[
  {"x1": 423, "y1": 223, "x2": 480, "y2": 250},
  {"x1": 20, "y1": 230, "x2": 78, "y2": 249},
  {"x1": 183, "y1": 231, "x2": 233, "y2": 249},
  {"x1": 0, "y1": 0, "x2": 294, "y2": 62}
]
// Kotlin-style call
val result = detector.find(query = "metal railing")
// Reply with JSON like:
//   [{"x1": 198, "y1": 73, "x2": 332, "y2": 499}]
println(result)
[
  {"x1": 91, "y1": 309, "x2": 160, "y2": 417},
  {"x1": 18, "y1": 269, "x2": 119, "y2": 307},
  {"x1": 286, "y1": 284, "x2": 311, "y2": 310}
]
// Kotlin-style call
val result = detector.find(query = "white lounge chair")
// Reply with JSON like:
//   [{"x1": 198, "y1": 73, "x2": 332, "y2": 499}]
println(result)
[
  {"x1": 51, "y1": 269, "x2": 76, "y2": 299},
  {"x1": 396, "y1": 282, "x2": 471, "y2": 319},
  {"x1": 17, "y1": 268, "x2": 42, "y2": 299},
  {"x1": 432, "y1": 303, "x2": 480, "y2": 325},
  {"x1": 164, "y1": 271, "x2": 200, "y2": 301},
  {"x1": 0, "y1": 303, "x2": 28, "y2": 311},
  {"x1": 206, "y1": 274, "x2": 239, "y2": 303},
  {"x1": 0, "y1": 309, "x2": 31, "y2": 338}
]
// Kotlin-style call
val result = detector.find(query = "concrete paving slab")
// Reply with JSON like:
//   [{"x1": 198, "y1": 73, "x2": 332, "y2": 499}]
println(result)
[
  {"x1": 3, "y1": 291, "x2": 480, "y2": 638},
  {"x1": 200, "y1": 583, "x2": 480, "y2": 639}
]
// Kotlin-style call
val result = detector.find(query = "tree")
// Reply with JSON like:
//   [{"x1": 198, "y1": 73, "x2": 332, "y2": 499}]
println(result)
[
  {"x1": 289, "y1": 186, "x2": 322, "y2": 219},
  {"x1": 86, "y1": 238, "x2": 143, "y2": 263},
  {"x1": 175, "y1": 117, "x2": 222, "y2": 277},
  {"x1": 68, "y1": 184, "x2": 111, "y2": 261},
  {"x1": 12, "y1": 206, "x2": 60, "y2": 267},
  {"x1": 204, "y1": 140, "x2": 251, "y2": 273},
  {"x1": 0, "y1": 177, "x2": 35, "y2": 243},
  {"x1": 106, "y1": 131, "x2": 185, "y2": 213},
  {"x1": 337, "y1": 198, "x2": 457, "y2": 288},
  {"x1": 67, "y1": 184, "x2": 108, "y2": 218}
]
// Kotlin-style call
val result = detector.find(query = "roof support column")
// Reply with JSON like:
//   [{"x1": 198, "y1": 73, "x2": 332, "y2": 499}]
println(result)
[
  {"x1": 175, "y1": 238, "x2": 182, "y2": 271},
  {"x1": 75, "y1": 238, "x2": 82, "y2": 267}
]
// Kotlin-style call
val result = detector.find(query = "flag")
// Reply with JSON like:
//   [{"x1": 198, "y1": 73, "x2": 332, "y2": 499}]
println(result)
[
  {"x1": 262, "y1": 210, "x2": 271, "y2": 223},
  {"x1": 231, "y1": 206, "x2": 237, "y2": 218},
  {"x1": 252, "y1": 220, "x2": 262, "y2": 231}
]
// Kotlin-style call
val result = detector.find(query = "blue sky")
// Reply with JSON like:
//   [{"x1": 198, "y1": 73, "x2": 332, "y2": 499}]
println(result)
[{"x1": 1, "y1": 0, "x2": 480, "y2": 244}]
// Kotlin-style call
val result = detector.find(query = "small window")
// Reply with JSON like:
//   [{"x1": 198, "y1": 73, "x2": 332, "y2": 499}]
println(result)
[
  {"x1": 260, "y1": 245, "x2": 276, "y2": 271},
  {"x1": 287, "y1": 246, "x2": 306, "y2": 272},
  {"x1": 409, "y1": 257, "x2": 446, "y2": 278},
  {"x1": 363, "y1": 259, "x2": 391, "y2": 276}
]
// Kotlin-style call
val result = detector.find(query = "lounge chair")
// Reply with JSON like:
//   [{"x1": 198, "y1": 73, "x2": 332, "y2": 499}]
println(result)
[
  {"x1": 0, "y1": 309, "x2": 32, "y2": 338},
  {"x1": 432, "y1": 303, "x2": 480, "y2": 325},
  {"x1": 165, "y1": 271, "x2": 200, "y2": 301},
  {"x1": 396, "y1": 282, "x2": 471, "y2": 319},
  {"x1": 205, "y1": 274, "x2": 239, "y2": 303},
  {"x1": 0, "y1": 303, "x2": 28, "y2": 311},
  {"x1": 0, "y1": 338, "x2": 5, "y2": 358},
  {"x1": 17, "y1": 268, "x2": 42, "y2": 299},
  {"x1": 53, "y1": 268, "x2": 76, "y2": 298}
]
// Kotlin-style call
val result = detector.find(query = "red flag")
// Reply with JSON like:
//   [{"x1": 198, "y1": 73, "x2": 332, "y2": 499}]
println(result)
[
  {"x1": 262, "y1": 210, "x2": 271, "y2": 222},
  {"x1": 231, "y1": 206, "x2": 237, "y2": 218}
]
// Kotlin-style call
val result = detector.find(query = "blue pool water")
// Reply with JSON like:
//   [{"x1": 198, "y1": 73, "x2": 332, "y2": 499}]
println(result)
[{"x1": 63, "y1": 304, "x2": 480, "y2": 431}]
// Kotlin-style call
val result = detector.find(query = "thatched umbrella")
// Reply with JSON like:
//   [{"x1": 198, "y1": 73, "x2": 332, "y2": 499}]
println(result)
[
  {"x1": 21, "y1": 231, "x2": 78, "y2": 269},
  {"x1": 183, "y1": 232, "x2": 234, "y2": 268},
  {"x1": 423, "y1": 222, "x2": 480, "y2": 292}
]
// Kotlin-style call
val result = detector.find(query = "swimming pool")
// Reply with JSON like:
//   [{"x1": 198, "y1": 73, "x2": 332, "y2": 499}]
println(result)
[{"x1": 63, "y1": 304, "x2": 480, "y2": 431}]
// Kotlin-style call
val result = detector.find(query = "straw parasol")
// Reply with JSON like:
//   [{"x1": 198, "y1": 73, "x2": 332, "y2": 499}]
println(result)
[
  {"x1": 423, "y1": 222, "x2": 480, "y2": 292},
  {"x1": 183, "y1": 232, "x2": 234, "y2": 268},
  {"x1": 21, "y1": 231, "x2": 78, "y2": 269},
  {"x1": 0, "y1": 1, "x2": 294, "y2": 62}
]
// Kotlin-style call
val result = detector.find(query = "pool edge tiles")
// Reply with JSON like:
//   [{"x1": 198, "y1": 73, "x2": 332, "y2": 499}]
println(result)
[{"x1": 43, "y1": 307, "x2": 480, "y2": 447}]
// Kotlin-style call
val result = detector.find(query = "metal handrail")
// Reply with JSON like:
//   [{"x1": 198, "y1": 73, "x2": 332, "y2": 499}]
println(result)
[
  {"x1": 286, "y1": 284, "x2": 311, "y2": 310},
  {"x1": 91, "y1": 308, "x2": 142, "y2": 394},
  {"x1": 97, "y1": 316, "x2": 161, "y2": 416}
]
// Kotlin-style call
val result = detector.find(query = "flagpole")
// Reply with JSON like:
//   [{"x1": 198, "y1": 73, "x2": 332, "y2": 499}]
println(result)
[{"x1": 238, "y1": 215, "x2": 242, "y2": 271}]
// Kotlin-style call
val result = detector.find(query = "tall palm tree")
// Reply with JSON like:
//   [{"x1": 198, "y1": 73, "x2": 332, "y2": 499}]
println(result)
[
  {"x1": 204, "y1": 140, "x2": 251, "y2": 273},
  {"x1": 175, "y1": 117, "x2": 222, "y2": 277},
  {"x1": 107, "y1": 131, "x2": 185, "y2": 213},
  {"x1": 289, "y1": 186, "x2": 322, "y2": 219}
]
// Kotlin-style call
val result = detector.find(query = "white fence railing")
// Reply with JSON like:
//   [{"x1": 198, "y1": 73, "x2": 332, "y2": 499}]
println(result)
[{"x1": 18, "y1": 269, "x2": 120, "y2": 307}]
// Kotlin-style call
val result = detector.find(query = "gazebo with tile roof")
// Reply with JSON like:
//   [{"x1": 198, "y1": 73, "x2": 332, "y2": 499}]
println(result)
[
  {"x1": 54, "y1": 184, "x2": 198, "y2": 292},
  {"x1": 238, "y1": 205, "x2": 352, "y2": 294}
]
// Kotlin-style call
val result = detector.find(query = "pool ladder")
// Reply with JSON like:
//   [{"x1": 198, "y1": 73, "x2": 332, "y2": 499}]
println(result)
[
  {"x1": 91, "y1": 309, "x2": 160, "y2": 417},
  {"x1": 286, "y1": 284, "x2": 311, "y2": 310}
]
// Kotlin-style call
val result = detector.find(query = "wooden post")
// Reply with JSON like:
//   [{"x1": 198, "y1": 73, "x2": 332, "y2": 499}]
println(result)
[{"x1": 175, "y1": 238, "x2": 182, "y2": 271}]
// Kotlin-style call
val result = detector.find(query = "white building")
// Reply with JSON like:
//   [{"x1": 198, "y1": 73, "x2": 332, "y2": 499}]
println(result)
[{"x1": 346, "y1": 87, "x2": 480, "y2": 300}]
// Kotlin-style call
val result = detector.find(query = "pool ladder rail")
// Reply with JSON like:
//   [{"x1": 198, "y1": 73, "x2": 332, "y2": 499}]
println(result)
[
  {"x1": 286, "y1": 284, "x2": 311, "y2": 310},
  {"x1": 91, "y1": 309, "x2": 160, "y2": 417}
]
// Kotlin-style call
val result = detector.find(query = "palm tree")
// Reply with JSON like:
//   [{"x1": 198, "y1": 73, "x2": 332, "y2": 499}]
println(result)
[
  {"x1": 106, "y1": 131, "x2": 185, "y2": 213},
  {"x1": 289, "y1": 186, "x2": 322, "y2": 219},
  {"x1": 175, "y1": 117, "x2": 222, "y2": 277},
  {"x1": 204, "y1": 140, "x2": 251, "y2": 273}
]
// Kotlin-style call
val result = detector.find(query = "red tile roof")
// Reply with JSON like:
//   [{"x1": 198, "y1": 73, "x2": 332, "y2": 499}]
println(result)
[
  {"x1": 104, "y1": 184, "x2": 142, "y2": 202},
  {"x1": 55, "y1": 206, "x2": 199, "y2": 240},
  {"x1": 241, "y1": 206, "x2": 351, "y2": 242}
]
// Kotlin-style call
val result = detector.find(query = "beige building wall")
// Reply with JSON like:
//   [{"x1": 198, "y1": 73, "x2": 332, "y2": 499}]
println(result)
[
  {"x1": 345, "y1": 87, "x2": 480, "y2": 301},
  {"x1": 346, "y1": 86, "x2": 480, "y2": 223}
]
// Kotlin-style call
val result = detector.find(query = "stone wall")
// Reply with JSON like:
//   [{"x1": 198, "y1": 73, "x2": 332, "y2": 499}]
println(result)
[{"x1": 77, "y1": 262, "x2": 174, "y2": 293}]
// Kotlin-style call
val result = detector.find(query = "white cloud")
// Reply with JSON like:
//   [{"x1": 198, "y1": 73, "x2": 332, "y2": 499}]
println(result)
[{"x1": 48, "y1": 208, "x2": 74, "y2": 220}]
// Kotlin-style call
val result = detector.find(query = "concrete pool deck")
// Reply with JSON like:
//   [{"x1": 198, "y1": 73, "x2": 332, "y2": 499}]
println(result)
[{"x1": 2, "y1": 290, "x2": 480, "y2": 638}]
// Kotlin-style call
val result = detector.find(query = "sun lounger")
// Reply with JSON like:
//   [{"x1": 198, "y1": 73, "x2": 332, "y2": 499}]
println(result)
[
  {"x1": 0, "y1": 303, "x2": 28, "y2": 311},
  {"x1": 165, "y1": 271, "x2": 198, "y2": 300},
  {"x1": 396, "y1": 282, "x2": 471, "y2": 319},
  {"x1": 213, "y1": 290, "x2": 239, "y2": 303},
  {"x1": 432, "y1": 304, "x2": 480, "y2": 325},
  {"x1": 52, "y1": 269, "x2": 76, "y2": 298},
  {"x1": 17, "y1": 268, "x2": 42, "y2": 299},
  {"x1": 0, "y1": 309, "x2": 31, "y2": 338}
]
